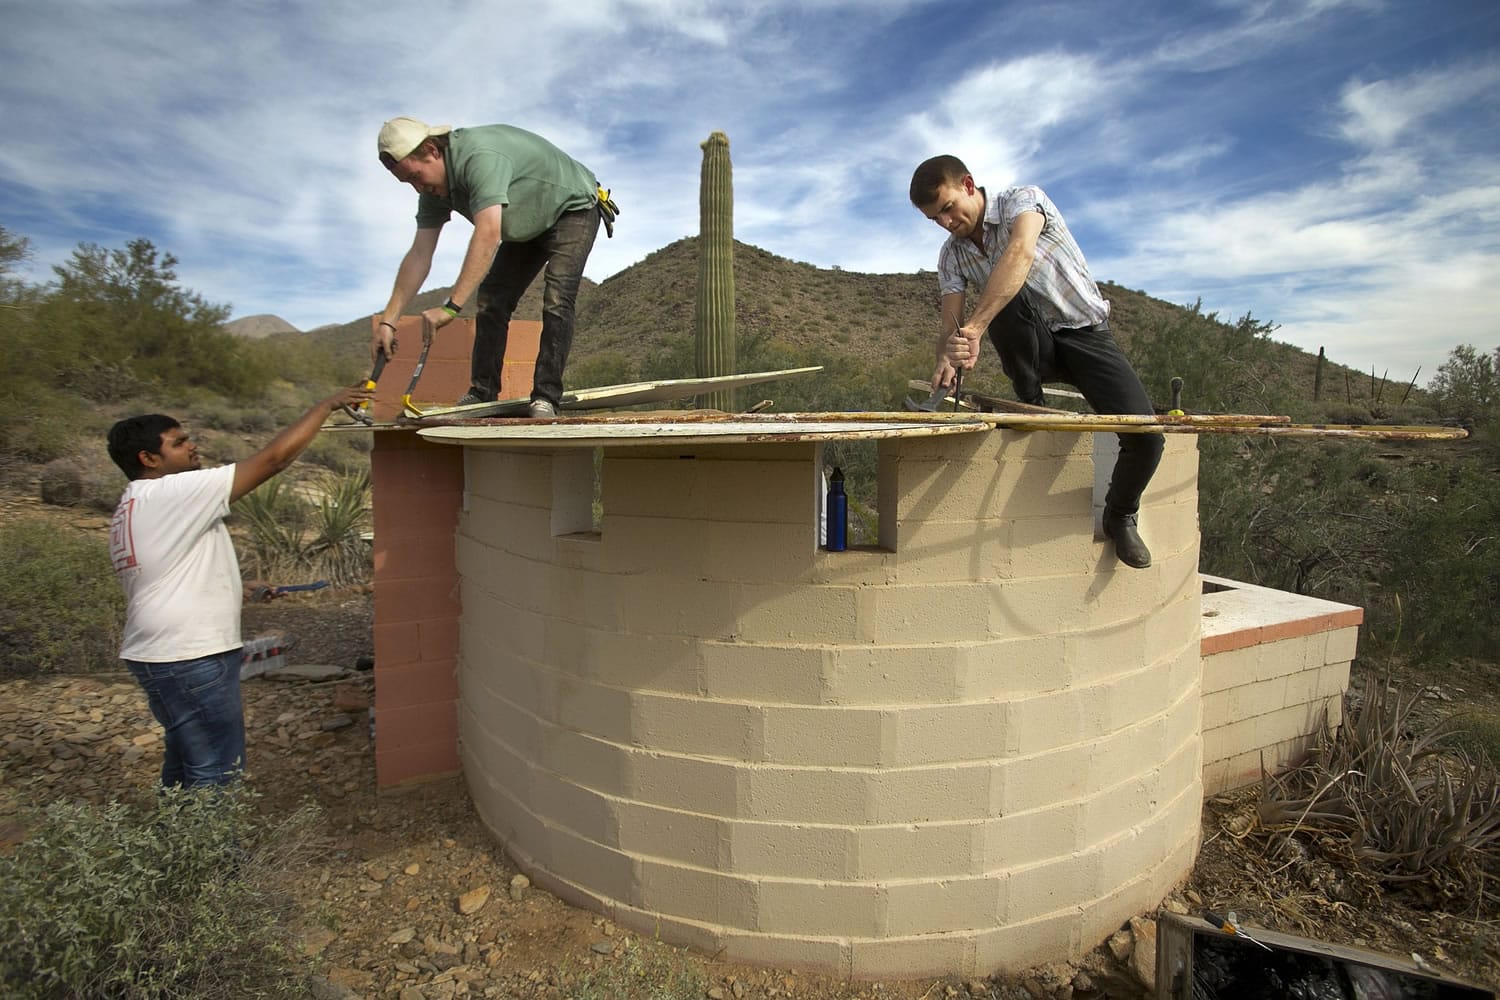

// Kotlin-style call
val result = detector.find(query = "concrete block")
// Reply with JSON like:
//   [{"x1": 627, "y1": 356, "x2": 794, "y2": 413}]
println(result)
[
  {"x1": 1201, "y1": 645, "x2": 1259, "y2": 695},
  {"x1": 726, "y1": 819, "x2": 851, "y2": 880},
  {"x1": 633, "y1": 857, "x2": 762, "y2": 929},
  {"x1": 1079, "y1": 774, "x2": 1162, "y2": 848},
  {"x1": 1201, "y1": 688, "x2": 1232, "y2": 730},
  {"x1": 736, "y1": 581, "x2": 860, "y2": 643},
  {"x1": 991, "y1": 742, "x2": 1092, "y2": 815},
  {"x1": 742, "y1": 764, "x2": 869, "y2": 825},
  {"x1": 1006, "y1": 685, "x2": 1107, "y2": 757},
  {"x1": 614, "y1": 800, "x2": 724, "y2": 870},
  {"x1": 885, "y1": 875, "x2": 1004, "y2": 936},
  {"x1": 600, "y1": 514, "x2": 709, "y2": 576},
  {"x1": 855, "y1": 581, "x2": 995, "y2": 644},
  {"x1": 850, "y1": 820, "x2": 979, "y2": 880},
  {"x1": 1004, "y1": 851, "x2": 1101, "y2": 926},
  {"x1": 871, "y1": 763, "x2": 992, "y2": 823},
  {"x1": 1227, "y1": 676, "x2": 1287, "y2": 723},
  {"x1": 987, "y1": 575, "x2": 1096, "y2": 639},
  {"x1": 1324, "y1": 625, "x2": 1360, "y2": 665},
  {"x1": 552, "y1": 674, "x2": 636, "y2": 744},
  {"x1": 700, "y1": 520, "x2": 820, "y2": 583},
  {"x1": 1008, "y1": 514, "x2": 1100, "y2": 577},
  {"x1": 889, "y1": 702, "x2": 1009, "y2": 766},
  {"x1": 888, "y1": 455, "x2": 1095, "y2": 523},
  {"x1": 578, "y1": 629, "x2": 702, "y2": 695},
  {"x1": 466, "y1": 450, "x2": 553, "y2": 508},
  {"x1": 615, "y1": 574, "x2": 744, "y2": 639},
  {"x1": 823, "y1": 643, "x2": 965, "y2": 706},
  {"x1": 761, "y1": 704, "x2": 888, "y2": 766},
  {"x1": 977, "y1": 802, "x2": 1084, "y2": 871},
  {"x1": 1254, "y1": 635, "x2": 1320, "y2": 682},
  {"x1": 612, "y1": 902, "x2": 725, "y2": 957},
  {"x1": 701, "y1": 640, "x2": 825, "y2": 704},
  {"x1": 631, "y1": 691, "x2": 763, "y2": 759},
  {"x1": 531, "y1": 768, "x2": 617, "y2": 845},
  {"x1": 957, "y1": 634, "x2": 1070, "y2": 701},
  {"x1": 548, "y1": 824, "x2": 642, "y2": 913},
  {"x1": 973, "y1": 906, "x2": 1086, "y2": 975},
  {"x1": 886, "y1": 518, "x2": 1013, "y2": 584},
  {"x1": 756, "y1": 879, "x2": 883, "y2": 937},
  {"x1": 540, "y1": 726, "x2": 630, "y2": 798},
  {"x1": 718, "y1": 930, "x2": 852, "y2": 977},
  {"x1": 629, "y1": 750, "x2": 742, "y2": 815},
  {"x1": 848, "y1": 931, "x2": 977, "y2": 980},
  {"x1": 1086, "y1": 716, "x2": 1167, "y2": 793},
  {"x1": 810, "y1": 546, "x2": 899, "y2": 586},
  {"x1": 606, "y1": 456, "x2": 811, "y2": 523}
]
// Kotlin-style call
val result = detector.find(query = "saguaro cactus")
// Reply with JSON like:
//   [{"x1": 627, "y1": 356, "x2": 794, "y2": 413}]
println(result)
[{"x1": 696, "y1": 131, "x2": 736, "y2": 411}]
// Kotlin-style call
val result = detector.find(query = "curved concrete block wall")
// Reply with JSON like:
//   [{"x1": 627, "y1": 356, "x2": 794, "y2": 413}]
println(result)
[{"x1": 455, "y1": 429, "x2": 1202, "y2": 979}]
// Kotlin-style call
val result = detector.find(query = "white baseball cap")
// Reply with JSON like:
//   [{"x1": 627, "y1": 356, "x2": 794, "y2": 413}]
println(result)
[{"x1": 377, "y1": 117, "x2": 452, "y2": 162}]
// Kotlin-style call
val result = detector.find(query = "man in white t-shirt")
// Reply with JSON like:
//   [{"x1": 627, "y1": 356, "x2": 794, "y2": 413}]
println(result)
[{"x1": 107, "y1": 384, "x2": 370, "y2": 788}]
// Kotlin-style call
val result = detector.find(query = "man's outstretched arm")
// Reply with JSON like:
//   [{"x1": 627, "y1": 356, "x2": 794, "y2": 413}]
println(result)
[{"x1": 231, "y1": 385, "x2": 374, "y2": 502}]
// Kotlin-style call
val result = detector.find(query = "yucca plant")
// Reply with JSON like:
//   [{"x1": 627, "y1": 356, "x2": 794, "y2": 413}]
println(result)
[
  {"x1": 302, "y1": 467, "x2": 371, "y2": 585},
  {"x1": 232, "y1": 468, "x2": 371, "y2": 586}
]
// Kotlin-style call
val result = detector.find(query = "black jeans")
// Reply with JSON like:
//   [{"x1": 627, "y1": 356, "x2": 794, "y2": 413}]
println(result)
[
  {"x1": 987, "y1": 286, "x2": 1164, "y2": 515},
  {"x1": 471, "y1": 206, "x2": 601, "y2": 404}
]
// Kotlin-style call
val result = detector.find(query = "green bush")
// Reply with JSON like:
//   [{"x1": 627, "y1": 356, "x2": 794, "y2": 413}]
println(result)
[
  {"x1": 0, "y1": 786, "x2": 316, "y2": 999},
  {"x1": 0, "y1": 521, "x2": 124, "y2": 678}
]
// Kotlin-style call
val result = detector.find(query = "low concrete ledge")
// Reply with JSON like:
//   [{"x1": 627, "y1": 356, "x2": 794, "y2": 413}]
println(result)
[{"x1": 1199, "y1": 575, "x2": 1363, "y2": 794}]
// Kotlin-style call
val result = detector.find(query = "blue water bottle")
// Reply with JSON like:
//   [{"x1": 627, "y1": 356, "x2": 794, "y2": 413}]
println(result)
[{"x1": 826, "y1": 467, "x2": 848, "y2": 551}]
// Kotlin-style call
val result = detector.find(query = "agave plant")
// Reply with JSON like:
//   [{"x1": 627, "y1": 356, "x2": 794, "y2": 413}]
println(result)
[{"x1": 1259, "y1": 672, "x2": 1500, "y2": 910}]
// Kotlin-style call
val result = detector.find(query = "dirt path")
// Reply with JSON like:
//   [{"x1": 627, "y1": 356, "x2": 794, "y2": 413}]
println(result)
[{"x1": 2, "y1": 592, "x2": 1495, "y2": 998}]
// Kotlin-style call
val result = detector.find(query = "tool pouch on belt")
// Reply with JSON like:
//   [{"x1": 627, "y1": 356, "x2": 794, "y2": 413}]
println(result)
[{"x1": 596, "y1": 185, "x2": 620, "y2": 238}]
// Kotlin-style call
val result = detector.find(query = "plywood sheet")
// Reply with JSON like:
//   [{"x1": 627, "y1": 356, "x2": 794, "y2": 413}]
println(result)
[{"x1": 417, "y1": 417, "x2": 988, "y2": 449}]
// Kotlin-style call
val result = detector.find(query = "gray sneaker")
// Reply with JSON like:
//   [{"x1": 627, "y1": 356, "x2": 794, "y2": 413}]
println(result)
[
  {"x1": 455, "y1": 390, "x2": 487, "y2": 406},
  {"x1": 528, "y1": 399, "x2": 558, "y2": 419}
]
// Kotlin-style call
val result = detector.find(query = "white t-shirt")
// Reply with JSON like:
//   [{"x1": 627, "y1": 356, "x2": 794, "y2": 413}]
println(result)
[{"x1": 110, "y1": 464, "x2": 242, "y2": 662}]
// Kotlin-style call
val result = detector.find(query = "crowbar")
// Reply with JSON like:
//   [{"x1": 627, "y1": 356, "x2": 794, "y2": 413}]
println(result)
[
  {"x1": 342, "y1": 350, "x2": 389, "y2": 425},
  {"x1": 399, "y1": 317, "x2": 436, "y2": 416}
]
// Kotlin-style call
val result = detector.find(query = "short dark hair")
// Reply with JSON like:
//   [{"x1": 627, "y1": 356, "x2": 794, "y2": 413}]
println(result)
[
  {"x1": 107, "y1": 414, "x2": 180, "y2": 480},
  {"x1": 909, "y1": 155, "x2": 971, "y2": 206}
]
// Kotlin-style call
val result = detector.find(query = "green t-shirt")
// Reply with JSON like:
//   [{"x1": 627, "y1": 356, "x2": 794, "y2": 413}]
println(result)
[{"x1": 414, "y1": 124, "x2": 598, "y2": 242}]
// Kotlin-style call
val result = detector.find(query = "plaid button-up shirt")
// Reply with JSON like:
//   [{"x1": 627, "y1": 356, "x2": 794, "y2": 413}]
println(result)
[{"x1": 936, "y1": 185, "x2": 1109, "y2": 331}]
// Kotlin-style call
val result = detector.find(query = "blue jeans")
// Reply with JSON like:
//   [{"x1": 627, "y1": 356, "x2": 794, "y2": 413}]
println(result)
[
  {"x1": 987, "y1": 287, "x2": 1164, "y2": 515},
  {"x1": 471, "y1": 206, "x2": 601, "y2": 405},
  {"x1": 126, "y1": 649, "x2": 245, "y2": 788}
]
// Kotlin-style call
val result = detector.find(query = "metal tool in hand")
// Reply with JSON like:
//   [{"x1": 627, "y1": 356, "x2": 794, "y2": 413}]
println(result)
[
  {"x1": 342, "y1": 350, "x2": 389, "y2": 425},
  {"x1": 904, "y1": 378, "x2": 958, "y2": 412},
  {"x1": 596, "y1": 185, "x2": 620, "y2": 237},
  {"x1": 1168, "y1": 376, "x2": 1185, "y2": 416},
  {"x1": 400, "y1": 317, "x2": 435, "y2": 415}
]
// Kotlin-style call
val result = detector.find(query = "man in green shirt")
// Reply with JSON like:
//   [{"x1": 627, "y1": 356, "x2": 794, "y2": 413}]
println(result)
[{"x1": 372, "y1": 117, "x2": 603, "y2": 417}]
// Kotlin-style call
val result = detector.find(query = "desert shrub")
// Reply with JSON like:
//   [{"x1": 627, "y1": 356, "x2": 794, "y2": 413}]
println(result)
[
  {"x1": 1258, "y1": 674, "x2": 1500, "y2": 910},
  {"x1": 0, "y1": 785, "x2": 316, "y2": 999},
  {"x1": 563, "y1": 937, "x2": 706, "y2": 1000},
  {"x1": 0, "y1": 382, "x2": 95, "y2": 463},
  {"x1": 0, "y1": 521, "x2": 123, "y2": 678},
  {"x1": 299, "y1": 432, "x2": 367, "y2": 473}
]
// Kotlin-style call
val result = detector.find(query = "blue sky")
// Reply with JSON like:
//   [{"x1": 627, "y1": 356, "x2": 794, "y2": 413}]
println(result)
[{"x1": 2, "y1": 0, "x2": 1496, "y2": 383}]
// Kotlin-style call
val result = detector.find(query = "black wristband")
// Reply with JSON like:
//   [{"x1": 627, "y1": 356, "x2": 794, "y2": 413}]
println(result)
[
  {"x1": 379, "y1": 320, "x2": 397, "y2": 330},
  {"x1": 443, "y1": 298, "x2": 463, "y2": 315}
]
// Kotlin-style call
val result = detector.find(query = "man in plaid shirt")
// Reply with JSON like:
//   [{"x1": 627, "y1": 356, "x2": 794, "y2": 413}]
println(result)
[{"x1": 910, "y1": 154, "x2": 1162, "y2": 569}]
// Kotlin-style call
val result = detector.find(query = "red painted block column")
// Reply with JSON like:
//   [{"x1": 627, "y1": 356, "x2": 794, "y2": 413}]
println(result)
[{"x1": 371, "y1": 430, "x2": 465, "y2": 787}]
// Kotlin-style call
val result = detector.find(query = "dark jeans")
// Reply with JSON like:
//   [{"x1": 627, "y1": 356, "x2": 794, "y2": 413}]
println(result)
[
  {"x1": 987, "y1": 287, "x2": 1164, "y2": 515},
  {"x1": 126, "y1": 648, "x2": 245, "y2": 788},
  {"x1": 471, "y1": 206, "x2": 601, "y2": 404}
]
